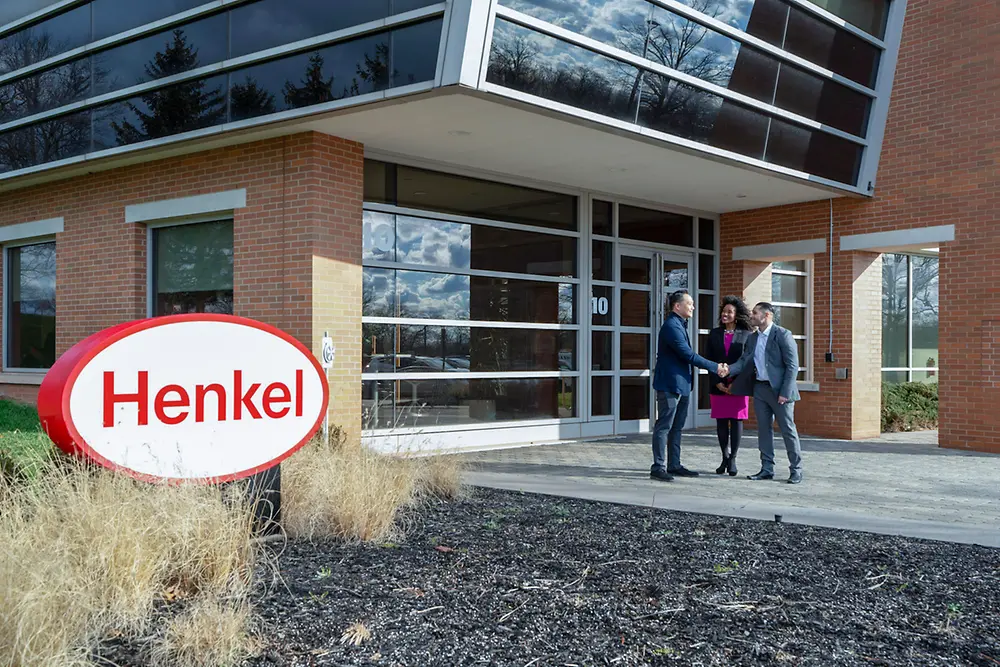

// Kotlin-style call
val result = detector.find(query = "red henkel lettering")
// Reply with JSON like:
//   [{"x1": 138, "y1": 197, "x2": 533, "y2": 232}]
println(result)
[{"x1": 103, "y1": 369, "x2": 304, "y2": 427}]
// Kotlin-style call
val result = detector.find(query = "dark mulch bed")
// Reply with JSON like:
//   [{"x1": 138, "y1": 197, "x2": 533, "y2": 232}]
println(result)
[{"x1": 101, "y1": 488, "x2": 1000, "y2": 666}]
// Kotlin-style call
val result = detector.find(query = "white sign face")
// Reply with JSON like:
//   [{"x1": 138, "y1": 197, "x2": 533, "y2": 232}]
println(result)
[
  {"x1": 40, "y1": 315, "x2": 329, "y2": 484},
  {"x1": 321, "y1": 336, "x2": 335, "y2": 370}
]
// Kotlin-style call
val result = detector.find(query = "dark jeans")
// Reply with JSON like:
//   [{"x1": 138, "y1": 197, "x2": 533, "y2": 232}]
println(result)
[{"x1": 651, "y1": 391, "x2": 690, "y2": 472}]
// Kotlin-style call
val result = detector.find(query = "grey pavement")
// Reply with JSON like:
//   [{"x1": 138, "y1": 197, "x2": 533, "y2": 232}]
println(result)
[{"x1": 460, "y1": 430, "x2": 1000, "y2": 548}]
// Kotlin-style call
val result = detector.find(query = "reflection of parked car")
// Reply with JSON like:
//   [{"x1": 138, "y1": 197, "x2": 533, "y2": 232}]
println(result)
[
  {"x1": 363, "y1": 354, "x2": 469, "y2": 373},
  {"x1": 361, "y1": 354, "x2": 469, "y2": 403}
]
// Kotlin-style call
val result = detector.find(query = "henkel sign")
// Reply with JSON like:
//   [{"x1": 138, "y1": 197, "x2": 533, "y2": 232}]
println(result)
[{"x1": 38, "y1": 314, "x2": 329, "y2": 484}]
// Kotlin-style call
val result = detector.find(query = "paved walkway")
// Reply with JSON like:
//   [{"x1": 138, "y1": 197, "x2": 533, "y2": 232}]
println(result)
[{"x1": 460, "y1": 430, "x2": 1000, "y2": 548}]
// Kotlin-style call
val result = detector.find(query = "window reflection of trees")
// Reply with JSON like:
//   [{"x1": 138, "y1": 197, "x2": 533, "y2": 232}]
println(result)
[
  {"x1": 7, "y1": 242, "x2": 56, "y2": 369},
  {"x1": 154, "y1": 221, "x2": 234, "y2": 316}
]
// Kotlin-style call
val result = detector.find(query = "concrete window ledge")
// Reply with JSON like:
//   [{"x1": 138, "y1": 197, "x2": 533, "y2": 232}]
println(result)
[
  {"x1": 798, "y1": 382, "x2": 820, "y2": 392},
  {"x1": 0, "y1": 372, "x2": 46, "y2": 386}
]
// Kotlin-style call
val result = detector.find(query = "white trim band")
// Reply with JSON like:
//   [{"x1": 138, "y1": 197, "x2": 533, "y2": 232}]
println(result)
[
  {"x1": 0, "y1": 217, "x2": 64, "y2": 243},
  {"x1": 126, "y1": 189, "x2": 247, "y2": 224},
  {"x1": 732, "y1": 238, "x2": 827, "y2": 261},
  {"x1": 840, "y1": 225, "x2": 955, "y2": 252}
]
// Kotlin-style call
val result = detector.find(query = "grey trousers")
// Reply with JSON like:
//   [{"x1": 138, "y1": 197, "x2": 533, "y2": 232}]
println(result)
[{"x1": 752, "y1": 383, "x2": 803, "y2": 475}]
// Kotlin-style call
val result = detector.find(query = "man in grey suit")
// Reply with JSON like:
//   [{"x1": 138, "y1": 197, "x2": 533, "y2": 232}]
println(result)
[{"x1": 727, "y1": 302, "x2": 804, "y2": 484}]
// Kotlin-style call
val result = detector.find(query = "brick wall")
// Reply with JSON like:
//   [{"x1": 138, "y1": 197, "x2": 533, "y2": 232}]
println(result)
[
  {"x1": 720, "y1": 0, "x2": 1000, "y2": 452},
  {"x1": 0, "y1": 131, "x2": 364, "y2": 438}
]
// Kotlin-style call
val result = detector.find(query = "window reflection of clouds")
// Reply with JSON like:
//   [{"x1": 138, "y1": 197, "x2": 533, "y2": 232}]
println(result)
[
  {"x1": 396, "y1": 216, "x2": 471, "y2": 269},
  {"x1": 398, "y1": 270, "x2": 472, "y2": 321}
]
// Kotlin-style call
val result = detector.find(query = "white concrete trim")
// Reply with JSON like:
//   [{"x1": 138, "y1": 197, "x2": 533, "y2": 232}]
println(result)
[
  {"x1": 0, "y1": 218, "x2": 64, "y2": 244},
  {"x1": 798, "y1": 382, "x2": 820, "y2": 392},
  {"x1": 0, "y1": 372, "x2": 46, "y2": 385},
  {"x1": 840, "y1": 225, "x2": 955, "y2": 252},
  {"x1": 125, "y1": 189, "x2": 247, "y2": 224},
  {"x1": 732, "y1": 238, "x2": 827, "y2": 262}
]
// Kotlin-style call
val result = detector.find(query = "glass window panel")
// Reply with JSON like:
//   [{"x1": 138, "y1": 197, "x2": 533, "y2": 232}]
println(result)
[
  {"x1": 698, "y1": 253, "x2": 715, "y2": 291},
  {"x1": 671, "y1": 0, "x2": 788, "y2": 47},
  {"x1": 592, "y1": 285, "x2": 613, "y2": 326},
  {"x1": 773, "y1": 260, "x2": 806, "y2": 271},
  {"x1": 0, "y1": 59, "x2": 92, "y2": 124},
  {"x1": 795, "y1": 339, "x2": 806, "y2": 368},
  {"x1": 391, "y1": 215, "x2": 576, "y2": 277},
  {"x1": 620, "y1": 377, "x2": 649, "y2": 420},
  {"x1": 592, "y1": 375, "x2": 612, "y2": 417},
  {"x1": 698, "y1": 294, "x2": 714, "y2": 331},
  {"x1": 231, "y1": 0, "x2": 390, "y2": 58},
  {"x1": 882, "y1": 371, "x2": 907, "y2": 385},
  {"x1": 621, "y1": 255, "x2": 650, "y2": 285},
  {"x1": 93, "y1": 74, "x2": 227, "y2": 150},
  {"x1": 592, "y1": 330, "x2": 612, "y2": 371},
  {"x1": 486, "y1": 19, "x2": 641, "y2": 123},
  {"x1": 391, "y1": 0, "x2": 441, "y2": 12},
  {"x1": 92, "y1": 0, "x2": 209, "y2": 42},
  {"x1": 6, "y1": 241, "x2": 56, "y2": 369},
  {"x1": 621, "y1": 289, "x2": 650, "y2": 328},
  {"x1": 765, "y1": 117, "x2": 863, "y2": 185},
  {"x1": 593, "y1": 199, "x2": 612, "y2": 236},
  {"x1": 0, "y1": 4, "x2": 92, "y2": 75},
  {"x1": 773, "y1": 64, "x2": 871, "y2": 137},
  {"x1": 698, "y1": 218, "x2": 715, "y2": 251},
  {"x1": 773, "y1": 305, "x2": 805, "y2": 336},
  {"x1": 389, "y1": 18, "x2": 442, "y2": 87},
  {"x1": 93, "y1": 13, "x2": 229, "y2": 97},
  {"x1": 637, "y1": 73, "x2": 770, "y2": 161},
  {"x1": 809, "y1": 0, "x2": 888, "y2": 39},
  {"x1": 395, "y1": 164, "x2": 577, "y2": 232},
  {"x1": 772, "y1": 273, "x2": 806, "y2": 303},
  {"x1": 363, "y1": 211, "x2": 396, "y2": 262},
  {"x1": 365, "y1": 269, "x2": 576, "y2": 324},
  {"x1": 593, "y1": 241, "x2": 613, "y2": 281},
  {"x1": 0, "y1": 110, "x2": 91, "y2": 174},
  {"x1": 698, "y1": 372, "x2": 710, "y2": 410},
  {"x1": 362, "y1": 323, "x2": 395, "y2": 373},
  {"x1": 911, "y1": 370, "x2": 938, "y2": 385},
  {"x1": 620, "y1": 333, "x2": 650, "y2": 370},
  {"x1": 392, "y1": 326, "x2": 575, "y2": 372},
  {"x1": 911, "y1": 256, "x2": 938, "y2": 370},
  {"x1": 362, "y1": 380, "x2": 395, "y2": 429},
  {"x1": 783, "y1": 5, "x2": 880, "y2": 88},
  {"x1": 619, "y1": 205, "x2": 693, "y2": 247},
  {"x1": 364, "y1": 159, "x2": 396, "y2": 204},
  {"x1": 662, "y1": 261, "x2": 688, "y2": 292},
  {"x1": 881, "y1": 253, "x2": 908, "y2": 369},
  {"x1": 380, "y1": 377, "x2": 575, "y2": 428},
  {"x1": 363, "y1": 267, "x2": 396, "y2": 317},
  {"x1": 153, "y1": 220, "x2": 234, "y2": 316}
]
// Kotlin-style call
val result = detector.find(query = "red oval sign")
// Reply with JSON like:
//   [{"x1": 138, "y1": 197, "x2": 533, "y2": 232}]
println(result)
[{"x1": 38, "y1": 314, "x2": 329, "y2": 484}]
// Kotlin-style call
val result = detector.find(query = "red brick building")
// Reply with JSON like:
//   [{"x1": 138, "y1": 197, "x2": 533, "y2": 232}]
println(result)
[{"x1": 0, "y1": 0, "x2": 986, "y2": 452}]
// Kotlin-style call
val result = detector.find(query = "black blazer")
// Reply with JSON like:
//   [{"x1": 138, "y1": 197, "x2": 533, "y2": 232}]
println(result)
[{"x1": 705, "y1": 327, "x2": 751, "y2": 395}]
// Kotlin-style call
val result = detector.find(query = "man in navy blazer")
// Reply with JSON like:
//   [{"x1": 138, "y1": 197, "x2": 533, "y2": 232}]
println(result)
[{"x1": 650, "y1": 291, "x2": 727, "y2": 481}]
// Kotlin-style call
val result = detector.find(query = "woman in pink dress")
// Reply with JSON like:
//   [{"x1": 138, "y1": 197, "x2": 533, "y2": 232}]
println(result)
[{"x1": 705, "y1": 296, "x2": 753, "y2": 476}]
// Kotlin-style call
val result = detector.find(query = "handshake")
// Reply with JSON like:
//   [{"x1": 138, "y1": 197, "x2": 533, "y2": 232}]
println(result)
[{"x1": 717, "y1": 363, "x2": 731, "y2": 378}]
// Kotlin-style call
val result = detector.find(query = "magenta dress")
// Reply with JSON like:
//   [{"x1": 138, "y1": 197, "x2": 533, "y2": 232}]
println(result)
[{"x1": 710, "y1": 331, "x2": 750, "y2": 420}]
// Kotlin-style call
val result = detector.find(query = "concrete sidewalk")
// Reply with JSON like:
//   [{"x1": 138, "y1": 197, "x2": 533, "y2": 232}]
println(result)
[{"x1": 460, "y1": 430, "x2": 1000, "y2": 548}]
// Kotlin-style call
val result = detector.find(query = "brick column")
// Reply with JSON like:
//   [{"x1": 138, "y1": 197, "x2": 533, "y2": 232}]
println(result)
[{"x1": 851, "y1": 253, "x2": 882, "y2": 439}]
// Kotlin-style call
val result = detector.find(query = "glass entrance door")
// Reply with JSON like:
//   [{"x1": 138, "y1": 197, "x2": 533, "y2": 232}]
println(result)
[{"x1": 615, "y1": 246, "x2": 693, "y2": 434}]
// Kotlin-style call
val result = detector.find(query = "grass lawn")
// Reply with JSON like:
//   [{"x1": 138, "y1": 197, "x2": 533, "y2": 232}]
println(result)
[{"x1": 0, "y1": 398, "x2": 53, "y2": 478}]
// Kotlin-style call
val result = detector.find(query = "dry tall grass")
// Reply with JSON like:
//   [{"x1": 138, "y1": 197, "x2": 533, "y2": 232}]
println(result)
[
  {"x1": 0, "y1": 462, "x2": 259, "y2": 667},
  {"x1": 151, "y1": 598, "x2": 257, "y2": 667},
  {"x1": 282, "y1": 437, "x2": 466, "y2": 542}
]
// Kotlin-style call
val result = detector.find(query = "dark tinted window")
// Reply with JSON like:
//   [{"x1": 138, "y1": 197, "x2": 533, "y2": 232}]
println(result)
[
  {"x1": 810, "y1": 0, "x2": 889, "y2": 39},
  {"x1": 0, "y1": 110, "x2": 89, "y2": 173},
  {"x1": 391, "y1": 0, "x2": 440, "y2": 13},
  {"x1": 774, "y1": 63, "x2": 871, "y2": 136},
  {"x1": 698, "y1": 253, "x2": 715, "y2": 290},
  {"x1": 6, "y1": 241, "x2": 56, "y2": 369},
  {"x1": 0, "y1": 58, "x2": 91, "y2": 123},
  {"x1": 592, "y1": 199, "x2": 612, "y2": 236},
  {"x1": 390, "y1": 18, "x2": 442, "y2": 87},
  {"x1": 619, "y1": 205, "x2": 693, "y2": 247},
  {"x1": 0, "y1": 4, "x2": 92, "y2": 75},
  {"x1": 363, "y1": 268, "x2": 576, "y2": 324},
  {"x1": 230, "y1": 0, "x2": 389, "y2": 58},
  {"x1": 153, "y1": 220, "x2": 234, "y2": 316},
  {"x1": 394, "y1": 164, "x2": 577, "y2": 231},
  {"x1": 363, "y1": 159, "x2": 396, "y2": 203},
  {"x1": 698, "y1": 218, "x2": 715, "y2": 250},
  {"x1": 592, "y1": 241, "x2": 613, "y2": 281},
  {"x1": 93, "y1": 74, "x2": 227, "y2": 150},
  {"x1": 92, "y1": 0, "x2": 209, "y2": 42},
  {"x1": 765, "y1": 117, "x2": 862, "y2": 185},
  {"x1": 93, "y1": 14, "x2": 229, "y2": 97},
  {"x1": 783, "y1": 5, "x2": 880, "y2": 88}
]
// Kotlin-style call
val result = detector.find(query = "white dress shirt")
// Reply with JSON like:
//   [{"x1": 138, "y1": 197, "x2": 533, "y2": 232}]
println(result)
[{"x1": 754, "y1": 323, "x2": 773, "y2": 382}]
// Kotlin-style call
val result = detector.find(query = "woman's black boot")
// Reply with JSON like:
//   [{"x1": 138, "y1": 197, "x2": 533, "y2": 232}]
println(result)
[{"x1": 715, "y1": 421, "x2": 730, "y2": 474}]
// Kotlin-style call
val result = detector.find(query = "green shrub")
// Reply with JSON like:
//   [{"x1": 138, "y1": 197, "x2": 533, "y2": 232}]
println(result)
[
  {"x1": 881, "y1": 381, "x2": 938, "y2": 433},
  {"x1": 0, "y1": 399, "x2": 53, "y2": 480}
]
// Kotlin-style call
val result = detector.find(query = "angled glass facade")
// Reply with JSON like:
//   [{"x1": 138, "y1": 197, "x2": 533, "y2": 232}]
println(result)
[
  {"x1": 0, "y1": 1, "x2": 444, "y2": 175},
  {"x1": 488, "y1": 0, "x2": 892, "y2": 187}
]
